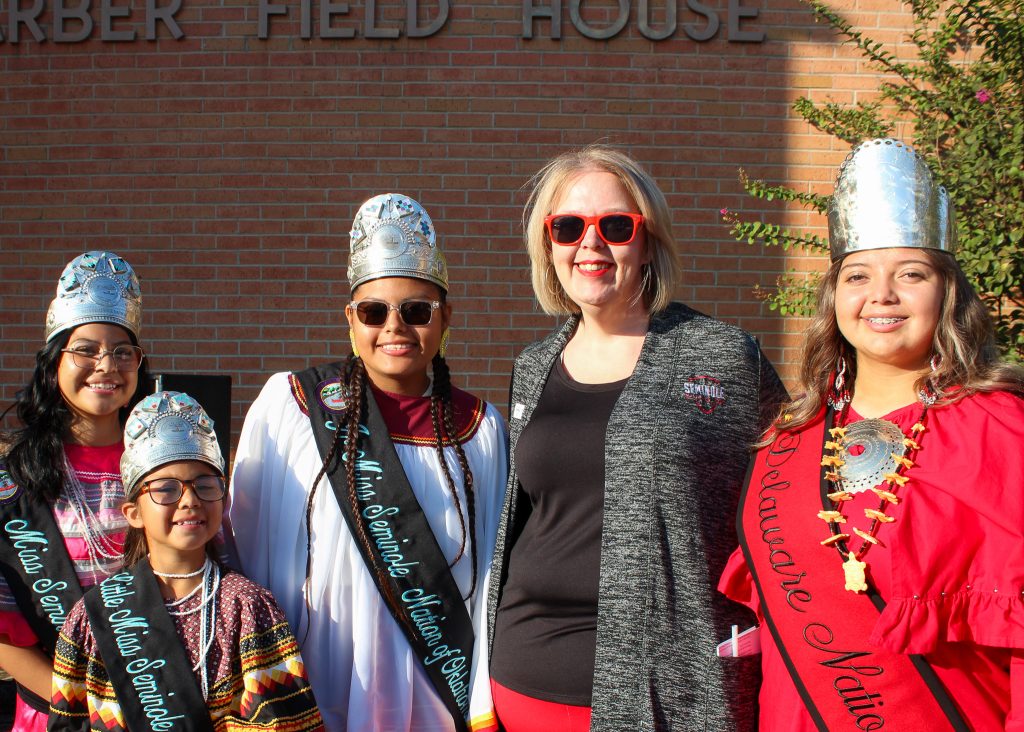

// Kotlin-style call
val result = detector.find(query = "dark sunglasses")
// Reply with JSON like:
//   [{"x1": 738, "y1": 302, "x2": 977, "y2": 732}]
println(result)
[
  {"x1": 137, "y1": 476, "x2": 227, "y2": 505},
  {"x1": 544, "y1": 212, "x2": 644, "y2": 246},
  {"x1": 350, "y1": 299, "x2": 441, "y2": 327}
]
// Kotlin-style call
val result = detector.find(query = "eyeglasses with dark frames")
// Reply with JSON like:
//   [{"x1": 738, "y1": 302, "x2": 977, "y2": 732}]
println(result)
[{"x1": 136, "y1": 476, "x2": 227, "y2": 505}]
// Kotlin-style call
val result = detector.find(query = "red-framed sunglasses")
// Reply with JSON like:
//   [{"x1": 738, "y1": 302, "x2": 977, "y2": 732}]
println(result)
[{"x1": 544, "y1": 212, "x2": 644, "y2": 246}]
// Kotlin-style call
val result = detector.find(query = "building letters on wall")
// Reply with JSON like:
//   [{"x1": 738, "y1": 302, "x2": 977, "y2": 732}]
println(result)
[{"x1": 0, "y1": 0, "x2": 764, "y2": 42}]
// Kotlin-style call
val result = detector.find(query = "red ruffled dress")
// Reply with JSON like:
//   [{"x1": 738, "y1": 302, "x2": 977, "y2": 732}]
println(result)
[
  {"x1": 0, "y1": 443, "x2": 126, "y2": 732},
  {"x1": 720, "y1": 391, "x2": 1024, "y2": 730}
]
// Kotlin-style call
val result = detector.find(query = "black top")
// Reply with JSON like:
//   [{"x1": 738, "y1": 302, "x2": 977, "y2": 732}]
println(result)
[{"x1": 490, "y1": 357, "x2": 627, "y2": 706}]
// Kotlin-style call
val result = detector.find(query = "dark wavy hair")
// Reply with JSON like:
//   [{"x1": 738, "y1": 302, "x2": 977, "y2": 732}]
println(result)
[
  {"x1": 771, "y1": 249, "x2": 1024, "y2": 435},
  {"x1": 1, "y1": 327, "x2": 153, "y2": 504}
]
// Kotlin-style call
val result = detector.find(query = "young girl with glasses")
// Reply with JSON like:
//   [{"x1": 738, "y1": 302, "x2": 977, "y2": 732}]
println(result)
[
  {"x1": 48, "y1": 391, "x2": 323, "y2": 731},
  {"x1": 0, "y1": 252, "x2": 151, "y2": 731},
  {"x1": 230, "y1": 193, "x2": 508, "y2": 732}
]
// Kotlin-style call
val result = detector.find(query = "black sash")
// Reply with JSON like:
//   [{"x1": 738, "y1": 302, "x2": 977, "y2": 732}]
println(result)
[
  {"x1": 737, "y1": 416, "x2": 968, "y2": 730},
  {"x1": 294, "y1": 363, "x2": 474, "y2": 732},
  {"x1": 83, "y1": 562, "x2": 215, "y2": 732},
  {"x1": 0, "y1": 466, "x2": 85, "y2": 656}
]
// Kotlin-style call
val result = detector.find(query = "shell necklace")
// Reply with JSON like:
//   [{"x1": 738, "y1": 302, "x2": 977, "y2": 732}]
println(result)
[{"x1": 816, "y1": 390, "x2": 934, "y2": 592}]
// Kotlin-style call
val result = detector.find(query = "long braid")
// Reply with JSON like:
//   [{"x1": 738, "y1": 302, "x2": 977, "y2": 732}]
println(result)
[
  {"x1": 429, "y1": 380, "x2": 468, "y2": 567},
  {"x1": 342, "y1": 356, "x2": 410, "y2": 626},
  {"x1": 300, "y1": 355, "x2": 351, "y2": 642},
  {"x1": 302, "y1": 355, "x2": 417, "y2": 640},
  {"x1": 431, "y1": 354, "x2": 478, "y2": 599}
]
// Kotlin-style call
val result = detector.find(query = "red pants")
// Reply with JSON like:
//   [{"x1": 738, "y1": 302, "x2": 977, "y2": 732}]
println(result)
[{"x1": 491, "y1": 679, "x2": 592, "y2": 732}]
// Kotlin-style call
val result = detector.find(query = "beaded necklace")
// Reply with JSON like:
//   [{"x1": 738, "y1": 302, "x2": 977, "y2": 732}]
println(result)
[
  {"x1": 62, "y1": 452, "x2": 124, "y2": 573},
  {"x1": 816, "y1": 391, "x2": 933, "y2": 593},
  {"x1": 152, "y1": 562, "x2": 207, "y2": 580},
  {"x1": 162, "y1": 558, "x2": 220, "y2": 700}
]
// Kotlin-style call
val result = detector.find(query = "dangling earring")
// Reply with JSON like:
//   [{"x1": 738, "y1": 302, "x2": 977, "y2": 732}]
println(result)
[
  {"x1": 349, "y1": 328, "x2": 360, "y2": 358},
  {"x1": 828, "y1": 355, "x2": 850, "y2": 410},
  {"x1": 919, "y1": 353, "x2": 941, "y2": 405},
  {"x1": 439, "y1": 329, "x2": 450, "y2": 359}
]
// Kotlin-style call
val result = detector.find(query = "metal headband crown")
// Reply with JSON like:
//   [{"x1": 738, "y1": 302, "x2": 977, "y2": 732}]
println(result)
[
  {"x1": 827, "y1": 138, "x2": 957, "y2": 261},
  {"x1": 45, "y1": 251, "x2": 142, "y2": 342},
  {"x1": 348, "y1": 193, "x2": 448, "y2": 291},
  {"x1": 121, "y1": 391, "x2": 224, "y2": 498}
]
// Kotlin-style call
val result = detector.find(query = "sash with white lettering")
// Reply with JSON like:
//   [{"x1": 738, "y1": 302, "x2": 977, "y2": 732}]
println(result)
[
  {"x1": 83, "y1": 562, "x2": 214, "y2": 732},
  {"x1": 0, "y1": 467, "x2": 86, "y2": 712},
  {"x1": 295, "y1": 363, "x2": 474, "y2": 732},
  {"x1": 737, "y1": 412, "x2": 968, "y2": 731},
  {"x1": 0, "y1": 468, "x2": 84, "y2": 657}
]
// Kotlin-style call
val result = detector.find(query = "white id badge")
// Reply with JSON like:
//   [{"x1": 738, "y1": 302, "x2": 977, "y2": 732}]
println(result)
[{"x1": 715, "y1": 624, "x2": 761, "y2": 658}]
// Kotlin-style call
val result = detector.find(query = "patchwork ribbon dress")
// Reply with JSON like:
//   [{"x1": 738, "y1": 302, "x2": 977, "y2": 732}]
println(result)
[{"x1": 48, "y1": 566, "x2": 323, "y2": 731}]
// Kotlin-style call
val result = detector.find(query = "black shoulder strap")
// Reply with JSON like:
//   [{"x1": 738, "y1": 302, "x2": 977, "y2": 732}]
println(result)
[
  {"x1": 83, "y1": 563, "x2": 215, "y2": 732},
  {"x1": 294, "y1": 363, "x2": 474, "y2": 732},
  {"x1": 0, "y1": 467, "x2": 84, "y2": 656}
]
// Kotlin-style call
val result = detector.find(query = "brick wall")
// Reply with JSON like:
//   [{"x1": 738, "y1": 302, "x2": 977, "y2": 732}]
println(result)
[{"x1": 1, "y1": 0, "x2": 919, "y2": 450}]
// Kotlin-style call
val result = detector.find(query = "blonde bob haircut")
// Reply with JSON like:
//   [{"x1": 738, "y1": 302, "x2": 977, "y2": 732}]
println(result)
[{"x1": 523, "y1": 145, "x2": 680, "y2": 316}]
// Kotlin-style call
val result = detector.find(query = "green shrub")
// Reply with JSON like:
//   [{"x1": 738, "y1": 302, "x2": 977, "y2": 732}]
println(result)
[{"x1": 725, "y1": 0, "x2": 1023, "y2": 359}]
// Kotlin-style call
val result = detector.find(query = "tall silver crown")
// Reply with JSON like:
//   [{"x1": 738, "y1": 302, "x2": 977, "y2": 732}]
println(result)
[
  {"x1": 827, "y1": 138, "x2": 957, "y2": 261},
  {"x1": 45, "y1": 251, "x2": 142, "y2": 342},
  {"x1": 348, "y1": 193, "x2": 448, "y2": 291},
  {"x1": 121, "y1": 391, "x2": 224, "y2": 498}
]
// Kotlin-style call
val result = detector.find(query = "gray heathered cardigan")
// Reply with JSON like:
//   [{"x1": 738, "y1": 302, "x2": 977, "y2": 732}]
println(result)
[{"x1": 487, "y1": 302, "x2": 787, "y2": 731}]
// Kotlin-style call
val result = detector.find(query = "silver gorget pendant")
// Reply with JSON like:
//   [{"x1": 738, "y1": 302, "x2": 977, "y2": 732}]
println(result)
[{"x1": 839, "y1": 418, "x2": 907, "y2": 494}]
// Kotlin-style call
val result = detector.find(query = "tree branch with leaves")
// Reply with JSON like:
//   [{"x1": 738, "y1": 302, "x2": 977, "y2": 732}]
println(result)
[{"x1": 726, "y1": 0, "x2": 1024, "y2": 359}]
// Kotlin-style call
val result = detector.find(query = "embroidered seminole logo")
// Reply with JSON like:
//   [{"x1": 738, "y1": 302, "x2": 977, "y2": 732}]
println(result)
[
  {"x1": 683, "y1": 375, "x2": 727, "y2": 415},
  {"x1": 317, "y1": 379, "x2": 349, "y2": 414},
  {"x1": 0, "y1": 470, "x2": 18, "y2": 503}
]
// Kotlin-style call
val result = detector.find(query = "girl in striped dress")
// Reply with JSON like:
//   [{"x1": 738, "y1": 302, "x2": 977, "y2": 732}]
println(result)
[{"x1": 0, "y1": 252, "x2": 150, "y2": 731}]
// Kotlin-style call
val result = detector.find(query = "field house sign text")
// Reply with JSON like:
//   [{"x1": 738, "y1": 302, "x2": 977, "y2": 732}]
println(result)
[{"x1": 0, "y1": 0, "x2": 764, "y2": 43}]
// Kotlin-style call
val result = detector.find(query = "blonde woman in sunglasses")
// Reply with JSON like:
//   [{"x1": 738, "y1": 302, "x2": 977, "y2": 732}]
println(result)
[
  {"x1": 486, "y1": 145, "x2": 787, "y2": 732},
  {"x1": 230, "y1": 194, "x2": 508, "y2": 732}
]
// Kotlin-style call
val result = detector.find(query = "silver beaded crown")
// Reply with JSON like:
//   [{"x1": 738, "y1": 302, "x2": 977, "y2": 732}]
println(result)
[
  {"x1": 827, "y1": 138, "x2": 957, "y2": 261},
  {"x1": 348, "y1": 193, "x2": 448, "y2": 291},
  {"x1": 45, "y1": 251, "x2": 142, "y2": 342},
  {"x1": 121, "y1": 391, "x2": 224, "y2": 498}
]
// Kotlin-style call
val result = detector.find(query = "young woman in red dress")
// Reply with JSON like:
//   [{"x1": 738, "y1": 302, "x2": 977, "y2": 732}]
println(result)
[{"x1": 720, "y1": 139, "x2": 1024, "y2": 731}]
